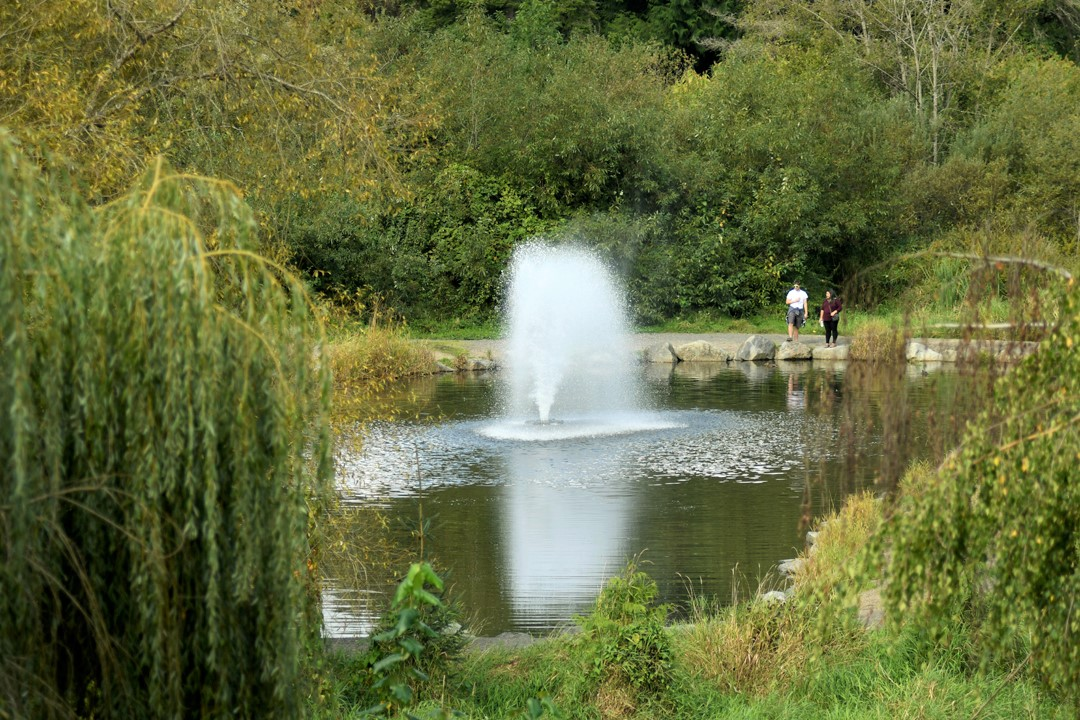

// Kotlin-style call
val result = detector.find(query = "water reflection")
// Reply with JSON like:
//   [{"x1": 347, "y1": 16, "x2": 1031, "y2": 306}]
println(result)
[
  {"x1": 328, "y1": 360, "x2": 978, "y2": 636},
  {"x1": 501, "y1": 445, "x2": 636, "y2": 629}
]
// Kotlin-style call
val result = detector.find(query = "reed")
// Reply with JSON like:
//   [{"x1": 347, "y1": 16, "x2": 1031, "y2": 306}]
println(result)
[{"x1": 0, "y1": 133, "x2": 332, "y2": 718}]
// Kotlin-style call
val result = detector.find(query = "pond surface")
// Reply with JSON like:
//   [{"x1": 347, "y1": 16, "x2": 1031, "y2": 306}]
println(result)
[{"x1": 325, "y1": 360, "x2": 981, "y2": 637}]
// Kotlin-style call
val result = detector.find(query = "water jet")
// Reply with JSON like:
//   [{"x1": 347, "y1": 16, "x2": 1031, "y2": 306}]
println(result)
[{"x1": 488, "y1": 243, "x2": 659, "y2": 440}]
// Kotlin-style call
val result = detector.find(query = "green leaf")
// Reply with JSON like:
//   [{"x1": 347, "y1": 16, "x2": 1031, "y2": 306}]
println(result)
[
  {"x1": 372, "y1": 652, "x2": 407, "y2": 673},
  {"x1": 391, "y1": 683, "x2": 414, "y2": 705}
]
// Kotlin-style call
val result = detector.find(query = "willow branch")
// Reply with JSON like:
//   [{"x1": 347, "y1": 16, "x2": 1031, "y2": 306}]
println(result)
[
  {"x1": 108, "y1": 0, "x2": 192, "y2": 72},
  {"x1": 933, "y1": 252, "x2": 1074, "y2": 282}
]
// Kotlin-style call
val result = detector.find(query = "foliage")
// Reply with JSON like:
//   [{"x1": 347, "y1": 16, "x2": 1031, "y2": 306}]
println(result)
[
  {"x1": 0, "y1": 137, "x2": 332, "y2": 717},
  {"x1": 442, "y1": 556, "x2": 1073, "y2": 719},
  {"x1": 6, "y1": 0, "x2": 1080, "y2": 328},
  {"x1": 884, "y1": 276, "x2": 1080, "y2": 700},
  {"x1": 952, "y1": 56, "x2": 1080, "y2": 247},
  {"x1": 359, "y1": 562, "x2": 465, "y2": 716},
  {"x1": 383, "y1": 0, "x2": 742, "y2": 69},
  {"x1": 741, "y1": 0, "x2": 1036, "y2": 162},
  {"x1": 416, "y1": 15, "x2": 677, "y2": 215},
  {"x1": 793, "y1": 492, "x2": 884, "y2": 601},
  {"x1": 326, "y1": 323, "x2": 435, "y2": 389},
  {"x1": 0, "y1": 1, "x2": 403, "y2": 210},
  {"x1": 655, "y1": 42, "x2": 918, "y2": 314},
  {"x1": 848, "y1": 319, "x2": 907, "y2": 362},
  {"x1": 575, "y1": 558, "x2": 673, "y2": 696},
  {"x1": 294, "y1": 164, "x2": 551, "y2": 324}
]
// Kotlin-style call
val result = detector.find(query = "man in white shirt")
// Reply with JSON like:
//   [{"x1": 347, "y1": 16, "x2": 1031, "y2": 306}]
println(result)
[{"x1": 785, "y1": 282, "x2": 809, "y2": 342}]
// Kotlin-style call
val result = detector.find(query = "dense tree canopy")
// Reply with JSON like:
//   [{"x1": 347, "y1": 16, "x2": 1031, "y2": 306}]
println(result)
[{"x1": 2, "y1": 0, "x2": 1079, "y2": 324}]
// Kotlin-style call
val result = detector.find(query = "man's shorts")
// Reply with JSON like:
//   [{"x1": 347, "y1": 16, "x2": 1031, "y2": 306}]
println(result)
[{"x1": 787, "y1": 307, "x2": 805, "y2": 327}]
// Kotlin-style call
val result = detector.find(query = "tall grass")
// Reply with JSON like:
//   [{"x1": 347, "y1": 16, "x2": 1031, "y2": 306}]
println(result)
[{"x1": 0, "y1": 134, "x2": 332, "y2": 718}]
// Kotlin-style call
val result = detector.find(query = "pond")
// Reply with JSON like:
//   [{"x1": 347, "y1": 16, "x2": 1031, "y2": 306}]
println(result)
[{"x1": 325, "y1": 359, "x2": 982, "y2": 638}]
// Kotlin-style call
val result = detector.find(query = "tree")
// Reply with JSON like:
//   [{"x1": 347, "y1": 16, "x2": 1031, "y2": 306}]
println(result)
[
  {"x1": 885, "y1": 268, "x2": 1080, "y2": 699},
  {"x1": 0, "y1": 0, "x2": 404, "y2": 241},
  {"x1": 652, "y1": 42, "x2": 919, "y2": 313},
  {"x1": 952, "y1": 56, "x2": 1080, "y2": 248},
  {"x1": 741, "y1": 0, "x2": 1038, "y2": 163},
  {"x1": 0, "y1": 135, "x2": 332, "y2": 718}
]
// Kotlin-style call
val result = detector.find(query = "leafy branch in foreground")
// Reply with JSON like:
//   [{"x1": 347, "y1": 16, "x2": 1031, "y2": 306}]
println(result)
[
  {"x1": 363, "y1": 562, "x2": 465, "y2": 717},
  {"x1": 884, "y1": 274, "x2": 1080, "y2": 701}
]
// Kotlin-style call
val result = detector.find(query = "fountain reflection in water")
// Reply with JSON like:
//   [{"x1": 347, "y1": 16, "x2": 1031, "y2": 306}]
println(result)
[{"x1": 483, "y1": 242, "x2": 676, "y2": 440}]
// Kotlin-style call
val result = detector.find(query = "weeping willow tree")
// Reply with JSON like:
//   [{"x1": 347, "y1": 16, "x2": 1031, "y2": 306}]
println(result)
[
  {"x1": 0, "y1": 130, "x2": 333, "y2": 718},
  {"x1": 884, "y1": 267, "x2": 1080, "y2": 700}
]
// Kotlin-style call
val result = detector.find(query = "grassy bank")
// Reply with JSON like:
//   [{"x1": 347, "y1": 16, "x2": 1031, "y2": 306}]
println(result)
[{"x1": 310, "y1": 489, "x2": 1073, "y2": 719}]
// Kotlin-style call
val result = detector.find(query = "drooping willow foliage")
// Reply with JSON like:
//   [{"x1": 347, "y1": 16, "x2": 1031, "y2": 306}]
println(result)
[
  {"x1": 0, "y1": 130, "x2": 333, "y2": 718},
  {"x1": 884, "y1": 273, "x2": 1080, "y2": 700}
]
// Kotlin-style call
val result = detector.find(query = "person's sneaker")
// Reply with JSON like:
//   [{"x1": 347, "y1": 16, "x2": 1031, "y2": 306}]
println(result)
[{"x1": 785, "y1": 338, "x2": 791, "y2": 342}]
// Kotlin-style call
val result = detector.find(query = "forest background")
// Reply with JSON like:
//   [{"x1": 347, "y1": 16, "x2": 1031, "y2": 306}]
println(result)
[{"x1": 4, "y1": 0, "x2": 1079, "y2": 329}]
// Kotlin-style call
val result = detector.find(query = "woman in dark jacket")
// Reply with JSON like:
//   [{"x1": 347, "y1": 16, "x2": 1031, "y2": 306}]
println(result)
[{"x1": 819, "y1": 291, "x2": 842, "y2": 347}]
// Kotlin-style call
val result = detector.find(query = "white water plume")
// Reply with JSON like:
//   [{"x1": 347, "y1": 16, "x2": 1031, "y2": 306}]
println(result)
[{"x1": 502, "y1": 243, "x2": 642, "y2": 432}]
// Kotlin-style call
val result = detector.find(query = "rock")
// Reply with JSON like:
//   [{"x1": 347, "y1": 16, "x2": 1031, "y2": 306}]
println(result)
[
  {"x1": 805, "y1": 531, "x2": 819, "y2": 547},
  {"x1": 759, "y1": 590, "x2": 789, "y2": 605},
  {"x1": 777, "y1": 558, "x2": 805, "y2": 577},
  {"x1": 434, "y1": 361, "x2": 455, "y2": 373},
  {"x1": 469, "y1": 358, "x2": 496, "y2": 372},
  {"x1": 736, "y1": 335, "x2": 777, "y2": 361},
  {"x1": 857, "y1": 588, "x2": 885, "y2": 629},
  {"x1": 673, "y1": 340, "x2": 730, "y2": 362},
  {"x1": 641, "y1": 342, "x2": 681, "y2": 364},
  {"x1": 776, "y1": 341, "x2": 813, "y2": 360},
  {"x1": 812, "y1": 344, "x2": 850, "y2": 360},
  {"x1": 906, "y1": 342, "x2": 944, "y2": 363}
]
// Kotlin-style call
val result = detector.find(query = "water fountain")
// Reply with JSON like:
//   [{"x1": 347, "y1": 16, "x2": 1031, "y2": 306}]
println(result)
[{"x1": 481, "y1": 243, "x2": 675, "y2": 440}]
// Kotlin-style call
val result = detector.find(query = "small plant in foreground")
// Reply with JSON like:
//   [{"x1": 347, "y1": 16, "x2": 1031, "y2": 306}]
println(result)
[
  {"x1": 576, "y1": 558, "x2": 673, "y2": 695},
  {"x1": 363, "y1": 562, "x2": 464, "y2": 716}
]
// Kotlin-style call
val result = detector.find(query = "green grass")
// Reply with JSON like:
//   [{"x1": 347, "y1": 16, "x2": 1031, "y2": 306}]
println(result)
[
  {"x1": 406, "y1": 317, "x2": 503, "y2": 340},
  {"x1": 636, "y1": 309, "x2": 772, "y2": 334},
  {"x1": 334, "y1": 625, "x2": 1070, "y2": 720}
]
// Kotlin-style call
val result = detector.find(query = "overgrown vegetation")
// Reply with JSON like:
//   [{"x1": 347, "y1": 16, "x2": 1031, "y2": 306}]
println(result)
[
  {"x1": 4, "y1": 1, "x2": 1080, "y2": 718},
  {"x1": 885, "y1": 276, "x2": 1080, "y2": 699},
  {"x1": 314, "y1": 481, "x2": 1077, "y2": 719},
  {"x1": 576, "y1": 558, "x2": 674, "y2": 700},
  {"x1": 0, "y1": 133, "x2": 332, "y2": 718}
]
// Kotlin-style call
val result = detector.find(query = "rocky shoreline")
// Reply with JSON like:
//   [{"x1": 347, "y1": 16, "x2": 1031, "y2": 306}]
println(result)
[{"x1": 422, "y1": 333, "x2": 1039, "y2": 373}]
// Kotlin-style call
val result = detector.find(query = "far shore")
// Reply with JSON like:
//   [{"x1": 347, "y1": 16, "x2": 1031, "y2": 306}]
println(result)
[{"x1": 417, "y1": 332, "x2": 1037, "y2": 368}]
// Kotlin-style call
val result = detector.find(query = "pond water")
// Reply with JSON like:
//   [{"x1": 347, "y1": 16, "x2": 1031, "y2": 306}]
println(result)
[{"x1": 325, "y1": 360, "x2": 981, "y2": 637}]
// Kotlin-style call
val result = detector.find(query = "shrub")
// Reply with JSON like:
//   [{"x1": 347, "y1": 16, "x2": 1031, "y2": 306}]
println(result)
[
  {"x1": 848, "y1": 319, "x2": 907, "y2": 362},
  {"x1": 576, "y1": 559, "x2": 673, "y2": 696},
  {"x1": 356, "y1": 563, "x2": 466, "y2": 715}
]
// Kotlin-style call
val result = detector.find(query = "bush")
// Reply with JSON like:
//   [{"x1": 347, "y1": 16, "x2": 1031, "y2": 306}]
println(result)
[
  {"x1": 885, "y1": 276, "x2": 1080, "y2": 701},
  {"x1": 351, "y1": 563, "x2": 466, "y2": 715},
  {"x1": 576, "y1": 559, "x2": 673, "y2": 696},
  {"x1": 848, "y1": 319, "x2": 907, "y2": 362}
]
